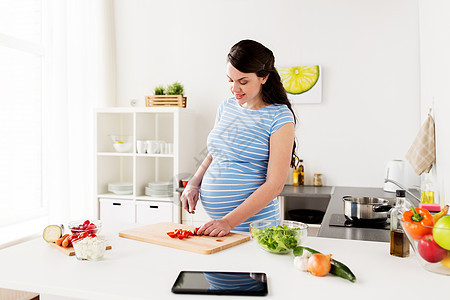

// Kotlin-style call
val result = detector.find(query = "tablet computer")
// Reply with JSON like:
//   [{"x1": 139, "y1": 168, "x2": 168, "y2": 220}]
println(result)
[{"x1": 171, "y1": 271, "x2": 268, "y2": 296}]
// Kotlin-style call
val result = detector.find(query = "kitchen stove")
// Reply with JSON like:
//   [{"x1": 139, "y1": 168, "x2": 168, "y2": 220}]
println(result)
[{"x1": 329, "y1": 214, "x2": 390, "y2": 230}]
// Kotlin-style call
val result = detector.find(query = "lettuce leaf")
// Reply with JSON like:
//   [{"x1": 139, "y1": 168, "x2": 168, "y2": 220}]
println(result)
[{"x1": 252, "y1": 225, "x2": 301, "y2": 253}]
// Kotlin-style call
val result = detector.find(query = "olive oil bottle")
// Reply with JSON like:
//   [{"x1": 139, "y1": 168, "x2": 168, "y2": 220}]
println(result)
[
  {"x1": 390, "y1": 190, "x2": 409, "y2": 257},
  {"x1": 293, "y1": 159, "x2": 304, "y2": 186}
]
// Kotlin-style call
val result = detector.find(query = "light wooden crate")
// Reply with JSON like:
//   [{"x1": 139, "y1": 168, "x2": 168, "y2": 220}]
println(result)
[{"x1": 145, "y1": 95, "x2": 187, "y2": 108}]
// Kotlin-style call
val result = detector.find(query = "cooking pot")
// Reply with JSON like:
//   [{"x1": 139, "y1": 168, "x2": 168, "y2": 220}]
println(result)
[{"x1": 343, "y1": 196, "x2": 392, "y2": 221}]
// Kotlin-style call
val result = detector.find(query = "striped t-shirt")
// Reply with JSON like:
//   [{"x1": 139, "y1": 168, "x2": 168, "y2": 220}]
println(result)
[{"x1": 200, "y1": 97, "x2": 295, "y2": 232}]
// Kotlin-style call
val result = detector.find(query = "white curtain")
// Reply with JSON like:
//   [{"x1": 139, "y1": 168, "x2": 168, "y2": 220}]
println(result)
[{"x1": 44, "y1": 0, "x2": 117, "y2": 224}]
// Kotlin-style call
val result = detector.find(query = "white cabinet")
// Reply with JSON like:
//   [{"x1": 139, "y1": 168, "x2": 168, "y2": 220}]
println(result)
[
  {"x1": 95, "y1": 107, "x2": 196, "y2": 224},
  {"x1": 136, "y1": 201, "x2": 172, "y2": 225},
  {"x1": 99, "y1": 198, "x2": 134, "y2": 223}
]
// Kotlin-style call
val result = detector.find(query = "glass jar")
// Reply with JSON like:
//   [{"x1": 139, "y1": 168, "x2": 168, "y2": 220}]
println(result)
[{"x1": 313, "y1": 173, "x2": 322, "y2": 187}]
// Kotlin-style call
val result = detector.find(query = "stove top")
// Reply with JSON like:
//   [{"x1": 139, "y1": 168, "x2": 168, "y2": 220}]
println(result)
[{"x1": 329, "y1": 214, "x2": 390, "y2": 230}]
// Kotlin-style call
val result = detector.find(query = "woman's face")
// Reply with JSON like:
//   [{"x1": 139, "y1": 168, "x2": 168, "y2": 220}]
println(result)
[{"x1": 226, "y1": 62, "x2": 267, "y2": 107}]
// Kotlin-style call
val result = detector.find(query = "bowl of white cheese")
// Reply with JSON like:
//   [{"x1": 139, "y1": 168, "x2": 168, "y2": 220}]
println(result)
[{"x1": 72, "y1": 237, "x2": 107, "y2": 261}]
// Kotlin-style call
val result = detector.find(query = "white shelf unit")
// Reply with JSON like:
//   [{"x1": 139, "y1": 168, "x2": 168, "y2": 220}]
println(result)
[{"x1": 94, "y1": 107, "x2": 196, "y2": 225}]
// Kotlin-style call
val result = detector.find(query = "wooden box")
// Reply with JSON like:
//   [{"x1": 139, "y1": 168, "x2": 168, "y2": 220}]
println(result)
[{"x1": 145, "y1": 95, "x2": 187, "y2": 108}]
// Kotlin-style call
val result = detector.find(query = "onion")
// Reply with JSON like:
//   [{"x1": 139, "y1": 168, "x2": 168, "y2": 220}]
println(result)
[
  {"x1": 307, "y1": 253, "x2": 332, "y2": 276},
  {"x1": 42, "y1": 225, "x2": 62, "y2": 243}
]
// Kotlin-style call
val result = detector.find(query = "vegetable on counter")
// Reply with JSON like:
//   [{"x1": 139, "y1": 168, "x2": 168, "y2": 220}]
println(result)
[
  {"x1": 307, "y1": 253, "x2": 332, "y2": 277},
  {"x1": 294, "y1": 246, "x2": 356, "y2": 283},
  {"x1": 42, "y1": 225, "x2": 63, "y2": 243},
  {"x1": 401, "y1": 207, "x2": 434, "y2": 240},
  {"x1": 56, "y1": 234, "x2": 69, "y2": 246},
  {"x1": 252, "y1": 225, "x2": 301, "y2": 253},
  {"x1": 293, "y1": 250, "x2": 309, "y2": 272},
  {"x1": 166, "y1": 228, "x2": 198, "y2": 240},
  {"x1": 433, "y1": 205, "x2": 449, "y2": 223}
]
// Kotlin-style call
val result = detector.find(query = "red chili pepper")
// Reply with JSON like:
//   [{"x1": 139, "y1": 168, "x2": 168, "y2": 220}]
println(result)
[{"x1": 401, "y1": 207, "x2": 434, "y2": 240}]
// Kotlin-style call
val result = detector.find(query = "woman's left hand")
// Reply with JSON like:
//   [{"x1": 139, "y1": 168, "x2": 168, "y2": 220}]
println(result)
[{"x1": 197, "y1": 219, "x2": 232, "y2": 237}]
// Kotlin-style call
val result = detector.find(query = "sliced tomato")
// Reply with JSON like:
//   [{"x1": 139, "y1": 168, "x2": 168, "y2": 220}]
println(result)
[{"x1": 167, "y1": 231, "x2": 176, "y2": 238}]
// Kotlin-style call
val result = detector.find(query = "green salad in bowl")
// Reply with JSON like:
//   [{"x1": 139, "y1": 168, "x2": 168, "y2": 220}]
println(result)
[{"x1": 249, "y1": 220, "x2": 308, "y2": 254}]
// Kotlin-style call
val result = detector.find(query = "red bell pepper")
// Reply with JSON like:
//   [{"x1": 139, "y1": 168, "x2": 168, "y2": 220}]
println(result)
[
  {"x1": 167, "y1": 231, "x2": 177, "y2": 238},
  {"x1": 401, "y1": 207, "x2": 434, "y2": 240},
  {"x1": 167, "y1": 228, "x2": 196, "y2": 239}
]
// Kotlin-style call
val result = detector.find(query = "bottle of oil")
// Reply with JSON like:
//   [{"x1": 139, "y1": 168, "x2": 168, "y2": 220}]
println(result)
[
  {"x1": 298, "y1": 159, "x2": 304, "y2": 186},
  {"x1": 420, "y1": 173, "x2": 435, "y2": 204},
  {"x1": 293, "y1": 158, "x2": 304, "y2": 186},
  {"x1": 390, "y1": 190, "x2": 409, "y2": 257}
]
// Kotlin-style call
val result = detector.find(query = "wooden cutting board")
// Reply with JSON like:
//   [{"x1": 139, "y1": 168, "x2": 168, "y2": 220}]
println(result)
[
  {"x1": 118, "y1": 222, "x2": 250, "y2": 255},
  {"x1": 50, "y1": 242, "x2": 112, "y2": 256}
]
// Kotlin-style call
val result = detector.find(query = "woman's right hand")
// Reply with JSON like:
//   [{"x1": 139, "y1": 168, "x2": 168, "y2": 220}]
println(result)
[{"x1": 180, "y1": 185, "x2": 200, "y2": 213}]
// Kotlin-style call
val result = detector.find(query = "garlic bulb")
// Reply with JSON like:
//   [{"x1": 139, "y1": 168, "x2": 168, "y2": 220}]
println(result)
[{"x1": 293, "y1": 251, "x2": 310, "y2": 272}]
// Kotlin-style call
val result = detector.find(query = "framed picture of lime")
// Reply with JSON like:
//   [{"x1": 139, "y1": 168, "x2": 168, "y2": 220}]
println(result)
[{"x1": 277, "y1": 65, "x2": 322, "y2": 104}]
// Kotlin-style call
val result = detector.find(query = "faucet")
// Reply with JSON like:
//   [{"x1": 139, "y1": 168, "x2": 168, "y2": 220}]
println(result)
[{"x1": 384, "y1": 178, "x2": 421, "y2": 206}]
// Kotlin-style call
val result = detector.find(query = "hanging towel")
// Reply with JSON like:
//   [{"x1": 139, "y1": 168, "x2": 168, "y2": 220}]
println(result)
[{"x1": 405, "y1": 113, "x2": 436, "y2": 175}]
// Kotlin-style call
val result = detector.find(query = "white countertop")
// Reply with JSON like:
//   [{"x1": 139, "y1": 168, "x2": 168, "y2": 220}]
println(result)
[{"x1": 0, "y1": 222, "x2": 447, "y2": 299}]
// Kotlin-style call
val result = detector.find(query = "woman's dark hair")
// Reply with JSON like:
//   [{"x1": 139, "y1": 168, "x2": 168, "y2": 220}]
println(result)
[{"x1": 227, "y1": 39, "x2": 298, "y2": 167}]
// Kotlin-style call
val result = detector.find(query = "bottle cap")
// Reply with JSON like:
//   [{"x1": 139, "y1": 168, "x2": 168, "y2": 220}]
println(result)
[{"x1": 396, "y1": 190, "x2": 406, "y2": 197}]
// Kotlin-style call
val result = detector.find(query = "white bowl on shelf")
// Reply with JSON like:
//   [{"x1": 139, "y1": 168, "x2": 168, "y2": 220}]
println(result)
[
  {"x1": 110, "y1": 135, "x2": 132, "y2": 153},
  {"x1": 113, "y1": 143, "x2": 132, "y2": 153}
]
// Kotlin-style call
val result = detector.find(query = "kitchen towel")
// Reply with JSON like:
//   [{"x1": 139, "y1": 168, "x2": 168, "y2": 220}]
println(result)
[{"x1": 405, "y1": 113, "x2": 436, "y2": 175}]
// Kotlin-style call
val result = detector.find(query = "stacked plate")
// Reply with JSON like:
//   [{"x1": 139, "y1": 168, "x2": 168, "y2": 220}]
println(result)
[
  {"x1": 145, "y1": 181, "x2": 173, "y2": 197},
  {"x1": 108, "y1": 182, "x2": 133, "y2": 195}
]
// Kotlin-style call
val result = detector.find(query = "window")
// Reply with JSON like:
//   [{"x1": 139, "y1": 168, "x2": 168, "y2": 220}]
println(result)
[{"x1": 0, "y1": 0, "x2": 45, "y2": 226}]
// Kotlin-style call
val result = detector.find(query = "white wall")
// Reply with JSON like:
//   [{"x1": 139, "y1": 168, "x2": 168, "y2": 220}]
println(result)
[
  {"x1": 418, "y1": 0, "x2": 450, "y2": 207},
  {"x1": 113, "y1": 0, "x2": 421, "y2": 188}
]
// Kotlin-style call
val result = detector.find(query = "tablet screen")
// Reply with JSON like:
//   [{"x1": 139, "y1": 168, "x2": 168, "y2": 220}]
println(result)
[{"x1": 171, "y1": 271, "x2": 268, "y2": 296}]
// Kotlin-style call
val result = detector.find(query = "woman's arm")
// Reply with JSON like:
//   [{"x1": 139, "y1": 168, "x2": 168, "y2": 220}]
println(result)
[
  {"x1": 180, "y1": 117, "x2": 218, "y2": 213},
  {"x1": 198, "y1": 122, "x2": 295, "y2": 236}
]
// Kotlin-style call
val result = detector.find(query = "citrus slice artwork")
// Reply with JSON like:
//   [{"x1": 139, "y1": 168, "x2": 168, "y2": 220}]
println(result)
[{"x1": 277, "y1": 65, "x2": 322, "y2": 104}]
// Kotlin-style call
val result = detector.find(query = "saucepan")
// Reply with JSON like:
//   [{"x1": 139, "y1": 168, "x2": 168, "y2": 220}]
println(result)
[{"x1": 343, "y1": 196, "x2": 392, "y2": 221}]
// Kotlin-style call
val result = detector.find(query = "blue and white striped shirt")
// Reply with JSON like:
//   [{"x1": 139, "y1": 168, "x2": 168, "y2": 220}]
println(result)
[{"x1": 200, "y1": 97, "x2": 294, "y2": 232}]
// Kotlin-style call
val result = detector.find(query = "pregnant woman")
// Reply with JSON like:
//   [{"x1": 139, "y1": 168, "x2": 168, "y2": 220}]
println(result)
[{"x1": 181, "y1": 39, "x2": 297, "y2": 237}]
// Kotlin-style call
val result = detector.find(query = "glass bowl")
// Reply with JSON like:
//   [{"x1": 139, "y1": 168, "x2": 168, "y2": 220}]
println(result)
[
  {"x1": 249, "y1": 220, "x2": 308, "y2": 254},
  {"x1": 110, "y1": 135, "x2": 132, "y2": 152},
  {"x1": 73, "y1": 237, "x2": 107, "y2": 261},
  {"x1": 68, "y1": 219, "x2": 102, "y2": 235},
  {"x1": 401, "y1": 219, "x2": 450, "y2": 275}
]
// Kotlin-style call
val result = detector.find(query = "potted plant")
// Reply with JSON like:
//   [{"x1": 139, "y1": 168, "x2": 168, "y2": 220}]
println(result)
[
  {"x1": 166, "y1": 81, "x2": 184, "y2": 96},
  {"x1": 146, "y1": 81, "x2": 187, "y2": 108},
  {"x1": 154, "y1": 85, "x2": 166, "y2": 95}
]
